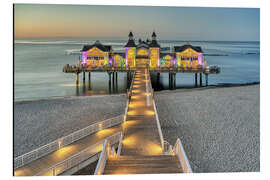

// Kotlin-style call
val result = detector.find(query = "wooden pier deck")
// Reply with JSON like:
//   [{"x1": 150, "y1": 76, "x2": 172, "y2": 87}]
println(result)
[
  {"x1": 14, "y1": 124, "x2": 123, "y2": 176},
  {"x1": 15, "y1": 66, "x2": 197, "y2": 176},
  {"x1": 103, "y1": 68, "x2": 183, "y2": 174},
  {"x1": 121, "y1": 69, "x2": 162, "y2": 155}
]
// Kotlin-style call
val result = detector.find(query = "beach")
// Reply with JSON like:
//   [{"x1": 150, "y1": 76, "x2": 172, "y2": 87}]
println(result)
[
  {"x1": 155, "y1": 84, "x2": 260, "y2": 172},
  {"x1": 14, "y1": 85, "x2": 259, "y2": 173},
  {"x1": 14, "y1": 94, "x2": 126, "y2": 157}
]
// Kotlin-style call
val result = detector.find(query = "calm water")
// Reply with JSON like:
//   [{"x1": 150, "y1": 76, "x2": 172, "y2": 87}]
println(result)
[{"x1": 14, "y1": 39, "x2": 260, "y2": 101}]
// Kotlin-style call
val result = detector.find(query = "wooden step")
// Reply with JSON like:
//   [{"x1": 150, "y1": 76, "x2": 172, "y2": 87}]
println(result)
[{"x1": 103, "y1": 155, "x2": 183, "y2": 174}]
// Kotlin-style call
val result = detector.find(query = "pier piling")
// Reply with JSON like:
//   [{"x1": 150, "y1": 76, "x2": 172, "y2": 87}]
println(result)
[
  {"x1": 75, "y1": 72, "x2": 79, "y2": 85},
  {"x1": 83, "y1": 72, "x2": 85, "y2": 82},
  {"x1": 205, "y1": 74, "x2": 208, "y2": 86},
  {"x1": 173, "y1": 73, "x2": 176, "y2": 90},
  {"x1": 195, "y1": 73, "x2": 198, "y2": 87},
  {"x1": 199, "y1": 73, "x2": 202, "y2": 87},
  {"x1": 169, "y1": 73, "x2": 171, "y2": 89}
]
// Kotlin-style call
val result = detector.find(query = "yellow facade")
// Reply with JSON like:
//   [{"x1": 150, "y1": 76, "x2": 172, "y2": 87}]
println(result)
[
  {"x1": 177, "y1": 48, "x2": 199, "y2": 68},
  {"x1": 113, "y1": 55, "x2": 123, "y2": 67},
  {"x1": 150, "y1": 48, "x2": 159, "y2": 68},
  {"x1": 162, "y1": 55, "x2": 173, "y2": 67},
  {"x1": 137, "y1": 49, "x2": 148, "y2": 56},
  {"x1": 127, "y1": 48, "x2": 136, "y2": 67},
  {"x1": 86, "y1": 47, "x2": 108, "y2": 67}
]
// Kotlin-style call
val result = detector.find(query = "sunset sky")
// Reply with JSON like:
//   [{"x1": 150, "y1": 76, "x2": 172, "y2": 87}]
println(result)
[{"x1": 14, "y1": 4, "x2": 260, "y2": 41}]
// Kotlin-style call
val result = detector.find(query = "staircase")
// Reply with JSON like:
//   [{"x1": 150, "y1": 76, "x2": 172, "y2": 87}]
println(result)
[{"x1": 103, "y1": 155, "x2": 183, "y2": 174}]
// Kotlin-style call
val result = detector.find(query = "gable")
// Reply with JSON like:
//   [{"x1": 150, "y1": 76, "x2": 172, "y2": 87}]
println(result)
[
  {"x1": 180, "y1": 48, "x2": 199, "y2": 56},
  {"x1": 86, "y1": 47, "x2": 105, "y2": 57}
]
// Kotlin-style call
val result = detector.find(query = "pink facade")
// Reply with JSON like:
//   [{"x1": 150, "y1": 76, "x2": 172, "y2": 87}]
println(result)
[
  {"x1": 198, "y1": 53, "x2": 203, "y2": 65},
  {"x1": 82, "y1": 51, "x2": 87, "y2": 64}
]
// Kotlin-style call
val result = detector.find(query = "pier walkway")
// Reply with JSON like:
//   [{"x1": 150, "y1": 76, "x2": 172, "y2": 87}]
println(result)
[
  {"x1": 15, "y1": 68, "x2": 192, "y2": 176},
  {"x1": 14, "y1": 122, "x2": 123, "y2": 176},
  {"x1": 102, "y1": 68, "x2": 183, "y2": 174},
  {"x1": 121, "y1": 69, "x2": 162, "y2": 155}
]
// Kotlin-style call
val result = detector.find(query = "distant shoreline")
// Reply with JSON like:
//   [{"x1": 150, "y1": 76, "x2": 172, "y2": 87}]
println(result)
[{"x1": 14, "y1": 82, "x2": 260, "y2": 102}]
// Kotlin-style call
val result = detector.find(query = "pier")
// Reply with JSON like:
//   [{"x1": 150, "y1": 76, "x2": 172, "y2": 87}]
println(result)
[
  {"x1": 63, "y1": 65, "x2": 220, "y2": 90},
  {"x1": 14, "y1": 32, "x2": 221, "y2": 175},
  {"x1": 14, "y1": 66, "x2": 195, "y2": 176}
]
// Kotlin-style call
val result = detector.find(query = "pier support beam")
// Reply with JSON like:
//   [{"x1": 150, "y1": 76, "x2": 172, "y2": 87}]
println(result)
[
  {"x1": 88, "y1": 72, "x2": 91, "y2": 90},
  {"x1": 169, "y1": 73, "x2": 171, "y2": 90},
  {"x1": 157, "y1": 72, "x2": 160, "y2": 89},
  {"x1": 88, "y1": 72, "x2": 91, "y2": 81},
  {"x1": 205, "y1": 74, "x2": 208, "y2": 86},
  {"x1": 173, "y1": 73, "x2": 176, "y2": 90},
  {"x1": 108, "y1": 72, "x2": 112, "y2": 93},
  {"x1": 83, "y1": 71, "x2": 85, "y2": 82},
  {"x1": 195, "y1": 73, "x2": 198, "y2": 87},
  {"x1": 75, "y1": 72, "x2": 79, "y2": 85},
  {"x1": 199, "y1": 73, "x2": 202, "y2": 87}
]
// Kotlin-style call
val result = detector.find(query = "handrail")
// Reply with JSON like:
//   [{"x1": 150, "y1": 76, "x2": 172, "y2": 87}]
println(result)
[
  {"x1": 165, "y1": 138, "x2": 192, "y2": 173},
  {"x1": 36, "y1": 132, "x2": 122, "y2": 176},
  {"x1": 94, "y1": 139, "x2": 110, "y2": 175},
  {"x1": 116, "y1": 132, "x2": 123, "y2": 156},
  {"x1": 145, "y1": 68, "x2": 164, "y2": 151},
  {"x1": 14, "y1": 115, "x2": 124, "y2": 169},
  {"x1": 152, "y1": 99, "x2": 165, "y2": 151},
  {"x1": 173, "y1": 138, "x2": 192, "y2": 173},
  {"x1": 94, "y1": 132, "x2": 122, "y2": 175}
]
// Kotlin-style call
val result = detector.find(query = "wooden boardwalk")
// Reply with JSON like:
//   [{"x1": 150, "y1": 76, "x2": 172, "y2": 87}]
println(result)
[
  {"x1": 15, "y1": 68, "x2": 187, "y2": 176},
  {"x1": 103, "y1": 68, "x2": 183, "y2": 174},
  {"x1": 121, "y1": 69, "x2": 163, "y2": 155},
  {"x1": 14, "y1": 124, "x2": 122, "y2": 176}
]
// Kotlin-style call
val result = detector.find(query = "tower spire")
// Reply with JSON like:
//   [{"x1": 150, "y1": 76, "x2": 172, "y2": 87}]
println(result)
[
  {"x1": 128, "y1": 31, "x2": 134, "y2": 40},
  {"x1": 152, "y1": 31, "x2": 157, "y2": 41}
]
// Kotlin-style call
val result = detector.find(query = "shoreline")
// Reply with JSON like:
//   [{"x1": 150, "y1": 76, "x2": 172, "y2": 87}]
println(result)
[{"x1": 14, "y1": 82, "x2": 260, "y2": 102}]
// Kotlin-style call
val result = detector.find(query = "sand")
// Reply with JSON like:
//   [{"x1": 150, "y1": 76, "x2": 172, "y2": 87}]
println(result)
[
  {"x1": 14, "y1": 94, "x2": 126, "y2": 157},
  {"x1": 154, "y1": 85, "x2": 260, "y2": 172},
  {"x1": 14, "y1": 85, "x2": 259, "y2": 173}
]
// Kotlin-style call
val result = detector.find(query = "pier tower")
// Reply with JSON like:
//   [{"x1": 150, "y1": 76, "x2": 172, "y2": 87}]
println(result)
[
  {"x1": 125, "y1": 32, "x2": 136, "y2": 68},
  {"x1": 149, "y1": 31, "x2": 160, "y2": 68}
]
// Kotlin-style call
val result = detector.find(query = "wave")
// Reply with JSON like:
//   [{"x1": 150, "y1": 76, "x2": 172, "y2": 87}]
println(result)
[{"x1": 15, "y1": 40, "x2": 126, "y2": 46}]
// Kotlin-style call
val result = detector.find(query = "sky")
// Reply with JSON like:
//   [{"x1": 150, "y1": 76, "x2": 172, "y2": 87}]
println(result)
[{"x1": 14, "y1": 4, "x2": 260, "y2": 41}]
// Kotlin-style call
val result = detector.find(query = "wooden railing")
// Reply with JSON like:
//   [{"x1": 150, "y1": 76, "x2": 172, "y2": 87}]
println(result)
[
  {"x1": 164, "y1": 139, "x2": 192, "y2": 173},
  {"x1": 36, "y1": 132, "x2": 122, "y2": 176},
  {"x1": 14, "y1": 115, "x2": 124, "y2": 169},
  {"x1": 94, "y1": 132, "x2": 123, "y2": 175}
]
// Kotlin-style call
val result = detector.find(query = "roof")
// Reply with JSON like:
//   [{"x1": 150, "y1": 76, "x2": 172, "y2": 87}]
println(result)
[
  {"x1": 128, "y1": 31, "x2": 134, "y2": 37},
  {"x1": 152, "y1": 31, "x2": 157, "y2": 37},
  {"x1": 82, "y1": 40, "x2": 111, "y2": 52},
  {"x1": 125, "y1": 39, "x2": 136, "y2": 47},
  {"x1": 174, "y1": 44, "x2": 203, "y2": 53},
  {"x1": 137, "y1": 41, "x2": 149, "y2": 49},
  {"x1": 149, "y1": 40, "x2": 160, "y2": 48}
]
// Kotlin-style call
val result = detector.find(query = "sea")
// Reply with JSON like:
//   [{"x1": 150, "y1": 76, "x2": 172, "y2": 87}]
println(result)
[{"x1": 14, "y1": 38, "x2": 260, "y2": 101}]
